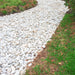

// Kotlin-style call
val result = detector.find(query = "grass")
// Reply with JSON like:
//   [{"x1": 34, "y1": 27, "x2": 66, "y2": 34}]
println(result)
[
  {"x1": 25, "y1": 0, "x2": 75, "y2": 75},
  {"x1": 0, "y1": 0, "x2": 37, "y2": 16},
  {"x1": 0, "y1": 0, "x2": 23, "y2": 8}
]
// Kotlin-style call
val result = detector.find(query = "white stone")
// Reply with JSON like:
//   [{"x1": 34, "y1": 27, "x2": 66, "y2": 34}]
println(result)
[
  {"x1": 14, "y1": 70, "x2": 19, "y2": 75},
  {"x1": 28, "y1": 63, "x2": 32, "y2": 67},
  {"x1": 11, "y1": 66, "x2": 15, "y2": 73},
  {"x1": 19, "y1": 70, "x2": 25, "y2": 75}
]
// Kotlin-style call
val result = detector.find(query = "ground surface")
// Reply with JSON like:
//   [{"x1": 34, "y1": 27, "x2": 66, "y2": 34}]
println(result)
[
  {"x1": 26, "y1": 14, "x2": 75, "y2": 75},
  {"x1": 26, "y1": 1, "x2": 75, "y2": 74},
  {"x1": 0, "y1": 0, "x2": 68, "y2": 75}
]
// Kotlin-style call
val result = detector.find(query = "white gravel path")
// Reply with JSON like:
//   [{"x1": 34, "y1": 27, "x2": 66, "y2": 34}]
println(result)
[{"x1": 0, "y1": 0, "x2": 68, "y2": 75}]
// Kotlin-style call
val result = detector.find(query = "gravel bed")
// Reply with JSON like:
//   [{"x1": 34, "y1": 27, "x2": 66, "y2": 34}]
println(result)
[{"x1": 0, "y1": 0, "x2": 68, "y2": 75}]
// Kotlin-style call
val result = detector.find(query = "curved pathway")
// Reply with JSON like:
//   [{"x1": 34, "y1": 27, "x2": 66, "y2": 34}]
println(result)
[{"x1": 0, "y1": 0, "x2": 68, "y2": 75}]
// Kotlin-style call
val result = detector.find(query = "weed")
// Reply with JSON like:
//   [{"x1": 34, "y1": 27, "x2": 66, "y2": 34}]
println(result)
[
  {"x1": 19, "y1": 7, "x2": 24, "y2": 11},
  {"x1": 2, "y1": 10, "x2": 7, "y2": 15}
]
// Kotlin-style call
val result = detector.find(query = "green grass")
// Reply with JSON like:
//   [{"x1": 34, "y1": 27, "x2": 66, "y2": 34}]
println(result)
[
  {"x1": 0, "y1": 0, "x2": 23, "y2": 8},
  {"x1": 51, "y1": 13, "x2": 75, "y2": 75},
  {"x1": 65, "y1": 0, "x2": 75, "y2": 16},
  {"x1": 26, "y1": 0, "x2": 75, "y2": 75}
]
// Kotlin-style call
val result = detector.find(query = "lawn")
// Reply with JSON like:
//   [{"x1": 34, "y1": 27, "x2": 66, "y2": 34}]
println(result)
[
  {"x1": 26, "y1": 0, "x2": 75, "y2": 75},
  {"x1": 0, "y1": 0, "x2": 37, "y2": 16}
]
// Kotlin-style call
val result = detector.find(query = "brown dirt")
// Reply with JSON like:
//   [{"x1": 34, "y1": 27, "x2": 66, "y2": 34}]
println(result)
[
  {"x1": 26, "y1": 47, "x2": 48, "y2": 70},
  {"x1": 71, "y1": 22, "x2": 75, "y2": 36},
  {"x1": 26, "y1": 42, "x2": 58, "y2": 75}
]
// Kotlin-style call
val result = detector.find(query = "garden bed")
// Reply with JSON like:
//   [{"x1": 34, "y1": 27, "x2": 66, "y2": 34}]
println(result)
[{"x1": 0, "y1": 0, "x2": 37, "y2": 16}]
